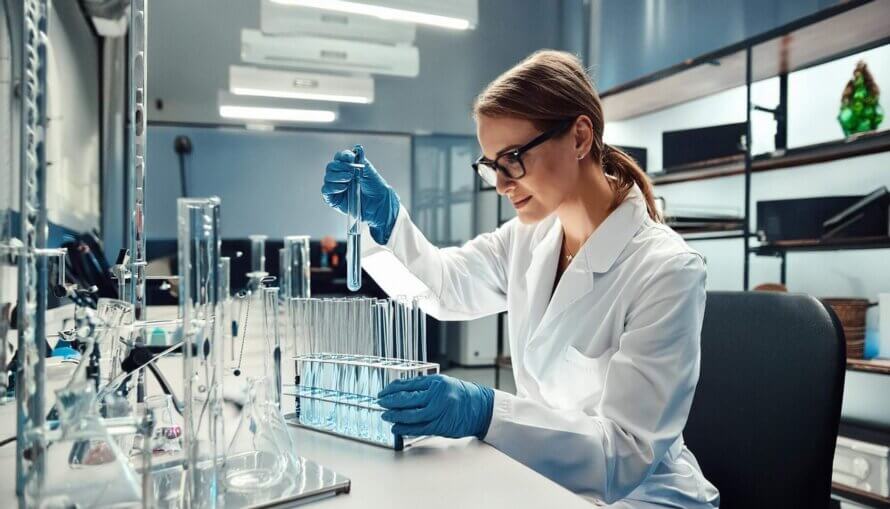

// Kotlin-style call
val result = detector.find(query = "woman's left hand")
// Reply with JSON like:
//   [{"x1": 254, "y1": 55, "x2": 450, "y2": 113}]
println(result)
[{"x1": 378, "y1": 374, "x2": 495, "y2": 439}]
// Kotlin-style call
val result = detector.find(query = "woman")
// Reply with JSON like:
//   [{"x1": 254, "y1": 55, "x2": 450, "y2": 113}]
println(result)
[{"x1": 322, "y1": 50, "x2": 720, "y2": 508}]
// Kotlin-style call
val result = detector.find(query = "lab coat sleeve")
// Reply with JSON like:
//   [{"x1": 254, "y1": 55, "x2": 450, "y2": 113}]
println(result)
[
  {"x1": 361, "y1": 205, "x2": 512, "y2": 321},
  {"x1": 484, "y1": 253, "x2": 706, "y2": 503}
]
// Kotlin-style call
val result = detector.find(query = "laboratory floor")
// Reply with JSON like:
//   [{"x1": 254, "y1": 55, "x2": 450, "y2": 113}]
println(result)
[{"x1": 443, "y1": 366, "x2": 516, "y2": 395}]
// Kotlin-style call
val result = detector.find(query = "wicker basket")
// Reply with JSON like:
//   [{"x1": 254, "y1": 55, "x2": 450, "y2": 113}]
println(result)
[{"x1": 821, "y1": 298, "x2": 869, "y2": 328}]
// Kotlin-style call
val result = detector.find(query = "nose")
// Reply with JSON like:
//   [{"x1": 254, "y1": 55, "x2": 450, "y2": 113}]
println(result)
[{"x1": 495, "y1": 171, "x2": 515, "y2": 196}]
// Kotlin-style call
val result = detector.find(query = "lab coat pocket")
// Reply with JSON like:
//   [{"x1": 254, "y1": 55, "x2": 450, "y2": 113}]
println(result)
[
  {"x1": 563, "y1": 344, "x2": 614, "y2": 371},
  {"x1": 543, "y1": 345, "x2": 614, "y2": 409}
]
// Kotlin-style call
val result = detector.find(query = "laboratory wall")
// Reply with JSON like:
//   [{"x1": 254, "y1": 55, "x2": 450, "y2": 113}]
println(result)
[
  {"x1": 145, "y1": 0, "x2": 562, "y2": 136},
  {"x1": 589, "y1": 0, "x2": 837, "y2": 91},
  {"x1": 604, "y1": 44, "x2": 890, "y2": 427},
  {"x1": 144, "y1": 125, "x2": 411, "y2": 241}
]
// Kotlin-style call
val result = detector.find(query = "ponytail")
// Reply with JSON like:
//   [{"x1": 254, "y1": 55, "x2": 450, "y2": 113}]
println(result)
[{"x1": 602, "y1": 145, "x2": 661, "y2": 222}]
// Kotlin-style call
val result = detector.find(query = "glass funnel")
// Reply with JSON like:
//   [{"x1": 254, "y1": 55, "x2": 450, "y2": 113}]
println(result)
[
  {"x1": 29, "y1": 384, "x2": 142, "y2": 508},
  {"x1": 225, "y1": 377, "x2": 300, "y2": 506}
]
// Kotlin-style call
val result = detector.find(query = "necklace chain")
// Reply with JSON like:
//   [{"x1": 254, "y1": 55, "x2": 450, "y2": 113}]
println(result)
[{"x1": 564, "y1": 237, "x2": 577, "y2": 261}]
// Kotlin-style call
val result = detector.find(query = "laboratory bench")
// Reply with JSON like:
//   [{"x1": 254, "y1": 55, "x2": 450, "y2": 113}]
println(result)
[{"x1": 0, "y1": 305, "x2": 590, "y2": 508}]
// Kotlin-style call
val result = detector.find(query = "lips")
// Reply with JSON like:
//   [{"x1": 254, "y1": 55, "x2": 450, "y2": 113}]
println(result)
[{"x1": 512, "y1": 196, "x2": 532, "y2": 208}]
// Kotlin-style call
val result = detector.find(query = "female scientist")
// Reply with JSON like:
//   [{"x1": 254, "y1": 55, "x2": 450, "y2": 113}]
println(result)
[{"x1": 321, "y1": 50, "x2": 719, "y2": 508}]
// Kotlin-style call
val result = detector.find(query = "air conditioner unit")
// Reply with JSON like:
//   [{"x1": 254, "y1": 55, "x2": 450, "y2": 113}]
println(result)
[
  {"x1": 230, "y1": 65, "x2": 375, "y2": 104},
  {"x1": 241, "y1": 29, "x2": 419, "y2": 78},
  {"x1": 269, "y1": 0, "x2": 479, "y2": 30},
  {"x1": 260, "y1": 1, "x2": 416, "y2": 45}
]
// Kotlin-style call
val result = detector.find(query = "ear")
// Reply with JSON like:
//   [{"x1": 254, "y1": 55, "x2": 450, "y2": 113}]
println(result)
[{"x1": 573, "y1": 115, "x2": 594, "y2": 158}]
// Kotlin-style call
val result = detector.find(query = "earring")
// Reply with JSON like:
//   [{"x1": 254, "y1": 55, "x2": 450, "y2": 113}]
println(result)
[{"x1": 577, "y1": 154, "x2": 584, "y2": 160}]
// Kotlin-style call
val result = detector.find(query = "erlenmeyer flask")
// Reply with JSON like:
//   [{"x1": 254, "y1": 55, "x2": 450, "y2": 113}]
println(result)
[
  {"x1": 31, "y1": 384, "x2": 142, "y2": 508},
  {"x1": 225, "y1": 377, "x2": 300, "y2": 506}
]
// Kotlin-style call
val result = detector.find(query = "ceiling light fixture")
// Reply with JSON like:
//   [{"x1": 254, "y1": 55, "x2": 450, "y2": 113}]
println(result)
[
  {"x1": 219, "y1": 105, "x2": 337, "y2": 123},
  {"x1": 269, "y1": 0, "x2": 477, "y2": 31}
]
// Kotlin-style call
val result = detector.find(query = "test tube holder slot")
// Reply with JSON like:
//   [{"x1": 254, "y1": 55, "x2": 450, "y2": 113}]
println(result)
[{"x1": 285, "y1": 354, "x2": 439, "y2": 451}]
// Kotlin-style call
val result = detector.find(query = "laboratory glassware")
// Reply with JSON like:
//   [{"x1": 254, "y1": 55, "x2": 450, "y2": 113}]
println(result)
[
  {"x1": 281, "y1": 237, "x2": 310, "y2": 408},
  {"x1": 220, "y1": 256, "x2": 233, "y2": 366},
  {"x1": 145, "y1": 394, "x2": 182, "y2": 454},
  {"x1": 282, "y1": 235, "x2": 311, "y2": 299},
  {"x1": 178, "y1": 197, "x2": 225, "y2": 509},
  {"x1": 290, "y1": 297, "x2": 438, "y2": 449},
  {"x1": 225, "y1": 377, "x2": 300, "y2": 507},
  {"x1": 247, "y1": 234, "x2": 268, "y2": 280},
  {"x1": 94, "y1": 298, "x2": 135, "y2": 390},
  {"x1": 262, "y1": 286, "x2": 282, "y2": 407},
  {"x1": 346, "y1": 145, "x2": 364, "y2": 292},
  {"x1": 30, "y1": 384, "x2": 143, "y2": 508}
]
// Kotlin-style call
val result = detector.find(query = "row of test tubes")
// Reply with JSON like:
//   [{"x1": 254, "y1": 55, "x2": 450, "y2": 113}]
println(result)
[{"x1": 286, "y1": 297, "x2": 437, "y2": 448}]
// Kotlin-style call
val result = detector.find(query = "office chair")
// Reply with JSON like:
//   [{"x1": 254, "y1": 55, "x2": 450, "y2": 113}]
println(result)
[{"x1": 684, "y1": 291, "x2": 846, "y2": 508}]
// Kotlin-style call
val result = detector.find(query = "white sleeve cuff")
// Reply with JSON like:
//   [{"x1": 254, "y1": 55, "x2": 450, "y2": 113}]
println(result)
[{"x1": 483, "y1": 388, "x2": 515, "y2": 443}]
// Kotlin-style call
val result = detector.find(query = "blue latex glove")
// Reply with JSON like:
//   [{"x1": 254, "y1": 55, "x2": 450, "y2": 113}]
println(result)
[
  {"x1": 321, "y1": 149, "x2": 400, "y2": 245},
  {"x1": 378, "y1": 374, "x2": 495, "y2": 439}
]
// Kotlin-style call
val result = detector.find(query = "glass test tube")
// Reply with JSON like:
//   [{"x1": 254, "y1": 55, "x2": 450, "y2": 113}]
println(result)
[
  {"x1": 283, "y1": 236, "x2": 311, "y2": 299},
  {"x1": 248, "y1": 234, "x2": 267, "y2": 276},
  {"x1": 220, "y1": 257, "x2": 232, "y2": 364},
  {"x1": 262, "y1": 287, "x2": 282, "y2": 408},
  {"x1": 279, "y1": 248, "x2": 288, "y2": 298},
  {"x1": 346, "y1": 145, "x2": 364, "y2": 292}
]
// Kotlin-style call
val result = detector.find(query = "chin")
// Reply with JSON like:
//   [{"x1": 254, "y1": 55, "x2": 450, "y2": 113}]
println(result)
[{"x1": 515, "y1": 207, "x2": 549, "y2": 225}]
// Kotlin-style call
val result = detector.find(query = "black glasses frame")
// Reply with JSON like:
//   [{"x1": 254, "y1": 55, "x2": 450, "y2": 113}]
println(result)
[{"x1": 472, "y1": 118, "x2": 575, "y2": 185}]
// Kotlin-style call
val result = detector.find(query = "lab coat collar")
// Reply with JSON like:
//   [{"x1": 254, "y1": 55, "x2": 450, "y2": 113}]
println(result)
[
  {"x1": 523, "y1": 217, "x2": 562, "y2": 342},
  {"x1": 524, "y1": 185, "x2": 648, "y2": 351},
  {"x1": 575, "y1": 184, "x2": 648, "y2": 274}
]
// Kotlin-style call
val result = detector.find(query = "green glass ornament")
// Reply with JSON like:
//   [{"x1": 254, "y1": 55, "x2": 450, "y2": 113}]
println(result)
[{"x1": 838, "y1": 61, "x2": 883, "y2": 136}]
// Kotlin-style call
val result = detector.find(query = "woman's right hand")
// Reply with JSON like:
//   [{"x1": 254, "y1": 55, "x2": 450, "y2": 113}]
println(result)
[{"x1": 321, "y1": 149, "x2": 401, "y2": 245}]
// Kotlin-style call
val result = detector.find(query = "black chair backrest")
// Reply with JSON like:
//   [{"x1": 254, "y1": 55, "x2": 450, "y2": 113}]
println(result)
[{"x1": 685, "y1": 291, "x2": 846, "y2": 508}]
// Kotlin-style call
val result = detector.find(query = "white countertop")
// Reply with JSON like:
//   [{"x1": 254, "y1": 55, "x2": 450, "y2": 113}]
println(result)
[{"x1": 0, "y1": 305, "x2": 590, "y2": 508}]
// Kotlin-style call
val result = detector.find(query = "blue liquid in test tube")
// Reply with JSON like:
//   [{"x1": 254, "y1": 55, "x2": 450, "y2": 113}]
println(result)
[{"x1": 347, "y1": 145, "x2": 364, "y2": 292}]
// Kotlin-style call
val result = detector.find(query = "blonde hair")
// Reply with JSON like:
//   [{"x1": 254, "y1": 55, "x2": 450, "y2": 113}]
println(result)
[{"x1": 473, "y1": 50, "x2": 661, "y2": 222}]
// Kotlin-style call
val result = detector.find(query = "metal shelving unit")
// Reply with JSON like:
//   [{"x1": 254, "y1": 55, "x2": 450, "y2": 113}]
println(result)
[
  {"x1": 832, "y1": 483, "x2": 890, "y2": 509},
  {"x1": 651, "y1": 130, "x2": 890, "y2": 186},
  {"x1": 600, "y1": 0, "x2": 890, "y2": 290}
]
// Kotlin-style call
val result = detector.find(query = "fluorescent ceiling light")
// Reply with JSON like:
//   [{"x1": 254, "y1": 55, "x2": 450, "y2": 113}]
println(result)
[
  {"x1": 219, "y1": 105, "x2": 337, "y2": 123},
  {"x1": 269, "y1": 0, "x2": 476, "y2": 30},
  {"x1": 229, "y1": 66, "x2": 374, "y2": 104},
  {"x1": 230, "y1": 87, "x2": 371, "y2": 103}
]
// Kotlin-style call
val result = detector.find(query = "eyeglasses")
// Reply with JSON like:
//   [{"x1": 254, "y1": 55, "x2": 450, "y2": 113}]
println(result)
[{"x1": 472, "y1": 119, "x2": 575, "y2": 187}]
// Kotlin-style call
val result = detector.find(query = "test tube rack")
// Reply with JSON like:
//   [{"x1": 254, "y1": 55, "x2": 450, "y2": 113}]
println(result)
[{"x1": 286, "y1": 354, "x2": 439, "y2": 450}]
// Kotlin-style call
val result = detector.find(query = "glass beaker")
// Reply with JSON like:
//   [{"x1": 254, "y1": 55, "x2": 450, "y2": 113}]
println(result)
[{"x1": 31, "y1": 384, "x2": 142, "y2": 508}]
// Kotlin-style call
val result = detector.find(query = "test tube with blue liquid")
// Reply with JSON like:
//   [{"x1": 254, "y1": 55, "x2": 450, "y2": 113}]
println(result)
[{"x1": 346, "y1": 145, "x2": 364, "y2": 292}]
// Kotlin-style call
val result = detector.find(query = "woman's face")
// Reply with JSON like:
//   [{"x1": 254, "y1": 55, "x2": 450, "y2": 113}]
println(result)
[{"x1": 476, "y1": 115, "x2": 584, "y2": 224}]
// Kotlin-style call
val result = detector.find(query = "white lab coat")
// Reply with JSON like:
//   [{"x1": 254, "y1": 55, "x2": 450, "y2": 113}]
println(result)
[{"x1": 362, "y1": 185, "x2": 720, "y2": 508}]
